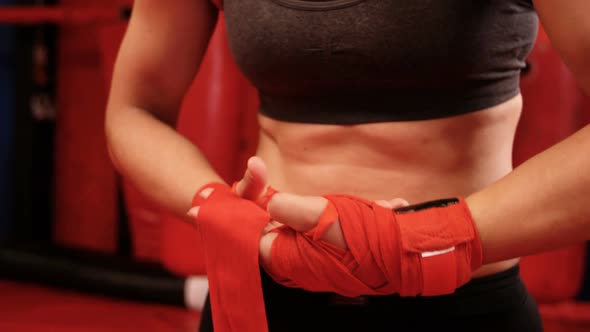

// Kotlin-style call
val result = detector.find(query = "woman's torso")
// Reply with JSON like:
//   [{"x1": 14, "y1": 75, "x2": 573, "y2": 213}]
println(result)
[
  {"x1": 221, "y1": 0, "x2": 539, "y2": 277},
  {"x1": 257, "y1": 96, "x2": 522, "y2": 277}
]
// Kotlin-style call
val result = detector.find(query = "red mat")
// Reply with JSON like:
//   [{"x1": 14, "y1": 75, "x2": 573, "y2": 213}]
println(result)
[{"x1": 0, "y1": 281, "x2": 200, "y2": 332}]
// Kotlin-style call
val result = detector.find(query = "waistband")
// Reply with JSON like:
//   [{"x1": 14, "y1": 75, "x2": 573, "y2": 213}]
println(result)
[
  {"x1": 261, "y1": 264, "x2": 528, "y2": 317},
  {"x1": 347, "y1": 265, "x2": 525, "y2": 316}
]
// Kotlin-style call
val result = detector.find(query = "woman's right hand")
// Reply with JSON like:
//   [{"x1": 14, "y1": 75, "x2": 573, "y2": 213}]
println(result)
[
  {"x1": 230, "y1": 157, "x2": 410, "y2": 267},
  {"x1": 187, "y1": 156, "x2": 410, "y2": 267}
]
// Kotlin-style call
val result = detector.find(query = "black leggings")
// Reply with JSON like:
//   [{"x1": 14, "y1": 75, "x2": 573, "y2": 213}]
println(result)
[{"x1": 199, "y1": 265, "x2": 543, "y2": 332}]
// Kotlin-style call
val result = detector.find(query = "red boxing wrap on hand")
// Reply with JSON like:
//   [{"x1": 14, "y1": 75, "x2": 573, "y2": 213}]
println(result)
[
  {"x1": 193, "y1": 184, "x2": 483, "y2": 332},
  {"x1": 268, "y1": 194, "x2": 484, "y2": 297}
]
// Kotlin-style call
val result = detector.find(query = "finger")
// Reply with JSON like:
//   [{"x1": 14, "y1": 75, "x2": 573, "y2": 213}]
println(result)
[
  {"x1": 267, "y1": 193, "x2": 328, "y2": 232},
  {"x1": 234, "y1": 156, "x2": 268, "y2": 200},
  {"x1": 186, "y1": 206, "x2": 200, "y2": 219},
  {"x1": 269, "y1": 194, "x2": 347, "y2": 249}
]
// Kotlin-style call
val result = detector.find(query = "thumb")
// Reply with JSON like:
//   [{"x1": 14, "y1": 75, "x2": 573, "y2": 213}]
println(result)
[
  {"x1": 234, "y1": 156, "x2": 268, "y2": 200},
  {"x1": 268, "y1": 193, "x2": 346, "y2": 248},
  {"x1": 267, "y1": 193, "x2": 328, "y2": 232}
]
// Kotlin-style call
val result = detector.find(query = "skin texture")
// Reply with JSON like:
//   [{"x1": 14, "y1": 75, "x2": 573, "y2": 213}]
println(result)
[
  {"x1": 107, "y1": 0, "x2": 590, "y2": 282},
  {"x1": 105, "y1": 0, "x2": 220, "y2": 220}
]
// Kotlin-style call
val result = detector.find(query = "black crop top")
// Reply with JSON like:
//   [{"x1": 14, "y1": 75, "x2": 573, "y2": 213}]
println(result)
[{"x1": 221, "y1": 0, "x2": 539, "y2": 124}]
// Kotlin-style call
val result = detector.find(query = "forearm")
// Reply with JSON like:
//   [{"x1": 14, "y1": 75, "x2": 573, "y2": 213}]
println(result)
[
  {"x1": 105, "y1": 106, "x2": 223, "y2": 218},
  {"x1": 466, "y1": 124, "x2": 590, "y2": 264}
]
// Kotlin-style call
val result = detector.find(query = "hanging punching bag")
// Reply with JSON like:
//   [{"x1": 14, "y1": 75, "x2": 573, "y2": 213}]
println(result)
[
  {"x1": 516, "y1": 26, "x2": 587, "y2": 303},
  {"x1": 53, "y1": 1, "x2": 120, "y2": 253}
]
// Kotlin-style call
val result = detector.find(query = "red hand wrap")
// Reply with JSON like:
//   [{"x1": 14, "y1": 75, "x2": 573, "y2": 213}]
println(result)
[
  {"x1": 270, "y1": 195, "x2": 483, "y2": 297},
  {"x1": 194, "y1": 184, "x2": 483, "y2": 331},
  {"x1": 193, "y1": 183, "x2": 270, "y2": 332}
]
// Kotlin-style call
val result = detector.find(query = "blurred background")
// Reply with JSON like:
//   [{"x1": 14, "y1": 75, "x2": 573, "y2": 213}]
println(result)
[{"x1": 0, "y1": 1, "x2": 588, "y2": 331}]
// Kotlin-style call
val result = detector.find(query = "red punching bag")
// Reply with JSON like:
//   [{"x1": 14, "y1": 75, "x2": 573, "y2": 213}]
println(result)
[
  {"x1": 54, "y1": 1, "x2": 132, "y2": 253},
  {"x1": 516, "y1": 26, "x2": 587, "y2": 303}
]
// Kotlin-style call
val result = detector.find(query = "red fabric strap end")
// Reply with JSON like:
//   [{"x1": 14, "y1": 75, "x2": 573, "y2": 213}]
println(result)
[
  {"x1": 396, "y1": 197, "x2": 483, "y2": 296},
  {"x1": 419, "y1": 246, "x2": 459, "y2": 296},
  {"x1": 194, "y1": 182, "x2": 270, "y2": 332}
]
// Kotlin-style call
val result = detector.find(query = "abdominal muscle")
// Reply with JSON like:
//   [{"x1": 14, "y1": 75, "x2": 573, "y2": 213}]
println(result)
[{"x1": 256, "y1": 94, "x2": 524, "y2": 279}]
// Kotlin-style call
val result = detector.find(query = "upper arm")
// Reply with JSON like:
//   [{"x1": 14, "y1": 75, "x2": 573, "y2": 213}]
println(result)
[
  {"x1": 107, "y1": 0, "x2": 218, "y2": 124},
  {"x1": 533, "y1": 0, "x2": 590, "y2": 93}
]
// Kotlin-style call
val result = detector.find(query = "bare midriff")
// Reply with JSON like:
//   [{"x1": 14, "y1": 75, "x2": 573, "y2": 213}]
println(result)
[{"x1": 256, "y1": 94, "x2": 524, "y2": 278}]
